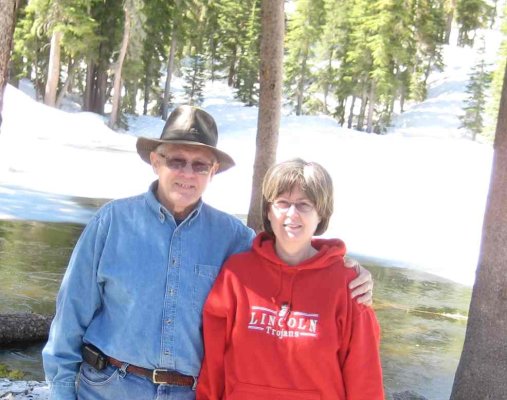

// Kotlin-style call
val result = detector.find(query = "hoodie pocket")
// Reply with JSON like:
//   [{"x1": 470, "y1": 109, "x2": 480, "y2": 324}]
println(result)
[{"x1": 229, "y1": 382, "x2": 321, "y2": 400}]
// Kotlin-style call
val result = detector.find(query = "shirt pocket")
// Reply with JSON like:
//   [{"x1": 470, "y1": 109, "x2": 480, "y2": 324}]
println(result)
[
  {"x1": 230, "y1": 382, "x2": 321, "y2": 400},
  {"x1": 192, "y1": 264, "x2": 220, "y2": 314}
]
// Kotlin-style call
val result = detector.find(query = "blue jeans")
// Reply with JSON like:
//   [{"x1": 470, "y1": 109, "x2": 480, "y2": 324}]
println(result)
[{"x1": 77, "y1": 362, "x2": 195, "y2": 400}]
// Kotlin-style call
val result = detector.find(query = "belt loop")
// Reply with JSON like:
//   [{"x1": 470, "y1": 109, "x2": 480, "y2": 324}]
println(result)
[{"x1": 118, "y1": 362, "x2": 129, "y2": 379}]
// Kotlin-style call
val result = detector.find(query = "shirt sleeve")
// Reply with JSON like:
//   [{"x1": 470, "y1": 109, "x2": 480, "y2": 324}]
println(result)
[
  {"x1": 339, "y1": 304, "x2": 384, "y2": 400},
  {"x1": 42, "y1": 213, "x2": 106, "y2": 400},
  {"x1": 196, "y1": 265, "x2": 236, "y2": 400}
]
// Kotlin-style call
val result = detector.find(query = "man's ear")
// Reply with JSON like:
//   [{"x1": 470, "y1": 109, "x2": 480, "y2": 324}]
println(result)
[
  {"x1": 149, "y1": 152, "x2": 159, "y2": 174},
  {"x1": 209, "y1": 163, "x2": 220, "y2": 181}
]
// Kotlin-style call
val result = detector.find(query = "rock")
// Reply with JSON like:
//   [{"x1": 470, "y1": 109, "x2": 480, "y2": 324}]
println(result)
[
  {"x1": 0, "y1": 379, "x2": 49, "y2": 399},
  {"x1": 393, "y1": 390, "x2": 429, "y2": 400}
]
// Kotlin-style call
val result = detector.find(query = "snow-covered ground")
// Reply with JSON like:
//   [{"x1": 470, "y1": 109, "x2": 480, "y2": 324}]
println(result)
[{"x1": 0, "y1": 29, "x2": 503, "y2": 288}]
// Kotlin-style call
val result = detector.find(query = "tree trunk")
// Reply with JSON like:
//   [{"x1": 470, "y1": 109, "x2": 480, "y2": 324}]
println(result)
[
  {"x1": 296, "y1": 47, "x2": 308, "y2": 116},
  {"x1": 55, "y1": 58, "x2": 76, "y2": 108},
  {"x1": 0, "y1": 0, "x2": 18, "y2": 129},
  {"x1": 0, "y1": 313, "x2": 53, "y2": 344},
  {"x1": 162, "y1": 32, "x2": 177, "y2": 120},
  {"x1": 366, "y1": 81, "x2": 376, "y2": 133},
  {"x1": 348, "y1": 95, "x2": 356, "y2": 129},
  {"x1": 44, "y1": 30, "x2": 63, "y2": 107},
  {"x1": 450, "y1": 63, "x2": 507, "y2": 399},
  {"x1": 246, "y1": 0, "x2": 284, "y2": 233},
  {"x1": 357, "y1": 85, "x2": 368, "y2": 131},
  {"x1": 444, "y1": 0, "x2": 457, "y2": 44},
  {"x1": 227, "y1": 45, "x2": 238, "y2": 88},
  {"x1": 109, "y1": 6, "x2": 131, "y2": 129}
]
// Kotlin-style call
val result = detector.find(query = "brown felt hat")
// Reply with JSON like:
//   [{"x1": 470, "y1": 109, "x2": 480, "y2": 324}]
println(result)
[{"x1": 136, "y1": 105, "x2": 235, "y2": 173}]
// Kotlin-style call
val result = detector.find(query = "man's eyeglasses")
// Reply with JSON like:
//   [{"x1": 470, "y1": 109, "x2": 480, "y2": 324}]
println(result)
[
  {"x1": 271, "y1": 199, "x2": 315, "y2": 213},
  {"x1": 158, "y1": 154, "x2": 215, "y2": 175}
]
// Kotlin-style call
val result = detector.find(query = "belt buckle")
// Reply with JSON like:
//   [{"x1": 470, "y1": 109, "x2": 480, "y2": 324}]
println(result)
[{"x1": 152, "y1": 368, "x2": 169, "y2": 384}]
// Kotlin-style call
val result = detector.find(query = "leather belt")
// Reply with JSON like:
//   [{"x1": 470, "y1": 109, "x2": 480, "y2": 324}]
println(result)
[{"x1": 107, "y1": 356, "x2": 197, "y2": 389}]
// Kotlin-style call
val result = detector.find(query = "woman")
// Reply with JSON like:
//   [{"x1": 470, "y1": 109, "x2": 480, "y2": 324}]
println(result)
[{"x1": 196, "y1": 158, "x2": 384, "y2": 400}]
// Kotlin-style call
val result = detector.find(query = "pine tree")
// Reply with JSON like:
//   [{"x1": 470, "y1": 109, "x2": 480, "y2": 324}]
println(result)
[
  {"x1": 313, "y1": 0, "x2": 354, "y2": 117},
  {"x1": 284, "y1": 0, "x2": 325, "y2": 115},
  {"x1": 409, "y1": 0, "x2": 446, "y2": 102},
  {"x1": 456, "y1": 0, "x2": 491, "y2": 47},
  {"x1": 215, "y1": 0, "x2": 253, "y2": 88},
  {"x1": 13, "y1": 0, "x2": 99, "y2": 105},
  {"x1": 140, "y1": 0, "x2": 172, "y2": 116},
  {"x1": 182, "y1": 54, "x2": 206, "y2": 105},
  {"x1": 235, "y1": 0, "x2": 261, "y2": 106},
  {"x1": 460, "y1": 39, "x2": 492, "y2": 140},
  {"x1": 487, "y1": 1, "x2": 507, "y2": 138}
]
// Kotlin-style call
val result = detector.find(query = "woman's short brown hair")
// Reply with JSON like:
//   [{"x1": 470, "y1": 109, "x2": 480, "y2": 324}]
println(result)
[{"x1": 261, "y1": 158, "x2": 334, "y2": 236}]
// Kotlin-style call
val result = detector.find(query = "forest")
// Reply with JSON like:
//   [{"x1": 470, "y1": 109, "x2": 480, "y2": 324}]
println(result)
[{"x1": 7, "y1": 0, "x2": 506, "y2": 138}]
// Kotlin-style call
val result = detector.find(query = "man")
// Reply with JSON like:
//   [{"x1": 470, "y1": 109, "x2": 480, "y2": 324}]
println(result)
[{"x1": 43, "y1": 105, "x2": 373, "y2": 400}]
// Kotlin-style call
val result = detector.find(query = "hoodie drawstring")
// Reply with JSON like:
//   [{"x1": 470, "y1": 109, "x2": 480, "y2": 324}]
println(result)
[{"x1": 272, "y1": 270, "x2": 299, "y2": 324}]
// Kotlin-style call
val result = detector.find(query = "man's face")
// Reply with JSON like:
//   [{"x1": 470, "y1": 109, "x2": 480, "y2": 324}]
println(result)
[{"x1": 150, "y1": 144, "x2": 218, "y2": 219}]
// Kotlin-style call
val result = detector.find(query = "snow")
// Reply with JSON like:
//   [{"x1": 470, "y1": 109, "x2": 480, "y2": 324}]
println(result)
[{"x1": 0, "y1": 30, "x2": 502, "y2": 288}]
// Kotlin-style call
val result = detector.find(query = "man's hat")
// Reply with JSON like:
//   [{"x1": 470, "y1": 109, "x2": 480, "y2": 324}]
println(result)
[{"x1": 136, "y1": 105, "x2": 235, "y2": 173}]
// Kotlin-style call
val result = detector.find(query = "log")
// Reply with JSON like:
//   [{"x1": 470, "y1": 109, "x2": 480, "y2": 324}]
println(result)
[{"x1": 0, "y1": 313, "x2": 53, "y2": 345}]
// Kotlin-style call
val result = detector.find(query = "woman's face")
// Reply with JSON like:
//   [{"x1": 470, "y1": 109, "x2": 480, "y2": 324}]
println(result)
[{"x1": 268, "y1": 186, "x2": 321, "y2": 248}]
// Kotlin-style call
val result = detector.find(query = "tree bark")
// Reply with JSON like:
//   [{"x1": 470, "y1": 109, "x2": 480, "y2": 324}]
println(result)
[
  {"x1": 366, "y1": 81, "x2": 376, "y2": 133},
  {"x1": 246, "y1": 0, "x2": 284, "y2": 233},
  {"x1": 109, "y1": 5, "x2": 131, "y2": 129},
  {"x1": 450, "y1": 63, "x2": 507, "y2": 399},
  {"x1": 0, "y1": 313, "x2": 53, "y2": 344},
  {"x1": 44, "y1": 30, "x2": 63, "y2": 107},
  {"x1": 296, "y1": 46, "x2": 308, "y2": 116},
  {"x1": 55, "y1": 58, "x2": 76, "y2": 109},
  {"x1": 0, "y1": 0, "x2": 18, "y2": 130},
  {"x1": 162, "y1": 32, "x2": 177, "y2": 120}
]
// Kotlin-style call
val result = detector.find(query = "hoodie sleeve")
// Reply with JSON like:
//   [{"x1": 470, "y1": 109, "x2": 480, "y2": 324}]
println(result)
[
  {"x1": 339, "y1": 304, "x2": 384, "y2": 400},
  {"x1": 197, "y1": 263, "x2": 237, "y2": 400}
]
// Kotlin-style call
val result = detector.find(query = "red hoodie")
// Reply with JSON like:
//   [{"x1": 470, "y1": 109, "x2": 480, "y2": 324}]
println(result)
[{"x1": 197, "y1": 233, "x2": 384, "y2": 400}]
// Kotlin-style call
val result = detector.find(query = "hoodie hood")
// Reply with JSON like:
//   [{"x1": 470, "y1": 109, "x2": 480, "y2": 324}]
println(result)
[
  {"x1": 252, "y1": 232, "x2": 347, "y2": 320},
  {"x1": 252, "y1": 232, "x2": 346, "y2": 270}
]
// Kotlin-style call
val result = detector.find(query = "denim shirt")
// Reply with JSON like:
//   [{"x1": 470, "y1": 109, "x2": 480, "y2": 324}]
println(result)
[{"x1": 42, "y1": 181, "x2": 255, "y2": 399}]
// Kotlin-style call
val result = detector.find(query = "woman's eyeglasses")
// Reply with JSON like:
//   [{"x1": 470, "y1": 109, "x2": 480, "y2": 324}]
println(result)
[
  {"x1": 158, "y1": 154, "x2": 215, "y2": 175},
  {"x1": 271, "y1": 199, "x2": 314, "y2": 213}
]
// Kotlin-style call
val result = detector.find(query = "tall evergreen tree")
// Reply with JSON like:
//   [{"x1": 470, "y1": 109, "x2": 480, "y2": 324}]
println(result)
[
  {"x1": 247, "y1": 0, "x2": 284, "y2": 232},
  {"x1": 214, "y1": 0, "x2": 251, "y2": 88},
  {"x1": 487, "y1": 1, "x2": 507, "y2": 137},
  {"x1": 460, "y1": 39, "x2": 492, "y2": 140},
  {"x1": 0, "y1": 0, "x2": 18, "y2": 129},
  {"x1": 235, "y1": 0, "x2": 261, "y2": 106},
  {"x1": 450, "y1": 60, "x2": 507, "y2": 400},
  {"x1": 313, "y1": 0, "x2": 354, "y2": 117},
  {"x1": 84, "y1": 0, "x2": 124, "y2": 114},
  {"x1": 284, "y1": 0, "x2": 325, "y2": 116},
  {"x1": 182, "y1": 54, "x2": 206, "y2": 105},
  {"x1": 140, "y1": 0, "x2": 172, "y2": 116},
  {"x1": 456, "y1": 0, "x2": 491, "y2": 47},
  {"x1": 409, "y1": 0, "x2": 446, "y2": 102}
]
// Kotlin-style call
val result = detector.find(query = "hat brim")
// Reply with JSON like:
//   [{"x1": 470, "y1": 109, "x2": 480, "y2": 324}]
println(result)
[{"x1": 136, "y1": 137, "x2": 235, "y2": 174}]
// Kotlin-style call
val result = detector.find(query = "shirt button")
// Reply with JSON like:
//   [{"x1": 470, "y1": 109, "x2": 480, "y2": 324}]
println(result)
[
  {"x1": 166, "y1": 319, "x2": 172, "y2": 324},
  {"x1": 164, "y1": 350, "x2": 170, "y2": 356},
  {"x1": 168, "y1": 289, "x2": 175, "y2": 295},
  {"x1": 172, "y1": 258, "x2": 176, "y2": 265}
]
